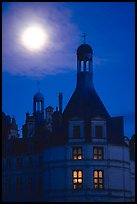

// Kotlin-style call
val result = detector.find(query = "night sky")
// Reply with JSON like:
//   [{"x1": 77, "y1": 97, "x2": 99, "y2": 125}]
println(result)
[{"x1": 2, "y1": 2, "x2": 135, "y2": 138}]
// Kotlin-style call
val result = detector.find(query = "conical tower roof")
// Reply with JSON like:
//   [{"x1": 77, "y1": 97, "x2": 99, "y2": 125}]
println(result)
[{"x1": 63, "y1": 43, "x2": 110, "y2": 124}]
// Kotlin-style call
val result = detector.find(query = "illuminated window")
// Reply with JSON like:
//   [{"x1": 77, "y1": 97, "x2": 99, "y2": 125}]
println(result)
[
  {"x1": 16, "y1": 157, "x2": 23, "y2": 169},
  {"x1": 72, "y1": 147, "x2": 82, "y2": 160},
  {"x1": 93, "y1": 147, "x2": 104, "y2": 160},
  {"x1": 72, "y1": 170, "x2": 83, "y2": 190},
  {"x1": 93, "y1": 170, "x2": 104, "y2": 189},
  {"x1": 95, "y1": 126, "x2": 103, "y2": 138},
  {"x1": 73, "y1": 126, "x2": 80, "y2": 138},
  {"x1": 16, "y1": 177, "x2": 22, "y2": 194}
]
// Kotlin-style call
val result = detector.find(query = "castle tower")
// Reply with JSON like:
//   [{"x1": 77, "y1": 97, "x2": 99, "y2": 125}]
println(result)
[
  {"x1": 33, "y1": 82, "x2": 44, "y2": 130},
  {"x1": 63, "y1": 43, "x2": 110, "y2": 126}
]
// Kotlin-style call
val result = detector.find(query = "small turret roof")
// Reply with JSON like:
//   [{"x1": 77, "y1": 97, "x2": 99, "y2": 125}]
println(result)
[
  {"x1": 77, "y1": 43, "x2": 93, "y2": 56},
  {"x1": 33, "y1": 92, "x2": 44, "y2": 100}
]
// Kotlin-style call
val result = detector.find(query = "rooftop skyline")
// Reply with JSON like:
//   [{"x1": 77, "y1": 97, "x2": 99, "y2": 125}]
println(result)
[{"x1": 2, "y1": 2, "x2": 135, "y2": 138}]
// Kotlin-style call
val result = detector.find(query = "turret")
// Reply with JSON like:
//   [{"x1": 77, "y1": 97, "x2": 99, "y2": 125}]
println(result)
[
  {"x1": 63, "y1": 42, "x2": 110, "y2": 124},
  {"x1": 33, "y1": 82, "x2": 45, "y2": 130}
]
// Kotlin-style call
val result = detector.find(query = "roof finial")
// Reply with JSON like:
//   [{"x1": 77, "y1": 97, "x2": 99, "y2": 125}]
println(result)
[
  {"x1": 81, "y1": 32, "x2": 87, "y2": 44},
  {"x1": 37, "y1": 81, "x2": 40, "y2": 92}
]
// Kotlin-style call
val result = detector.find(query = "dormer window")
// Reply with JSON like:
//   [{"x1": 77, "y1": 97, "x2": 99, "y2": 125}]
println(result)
[
  {"x1": 91, "y1": 118, "x2": 106, "y2": 140},
  {"x1": 73, "y1": 126, "x2": 80, "y2": 138},
  {"x1": 68, "y1": 119, "x2": 84, "y2": 141},
  {"x1": 95, "y1": 126, "x2": 103, "y2": 138}
]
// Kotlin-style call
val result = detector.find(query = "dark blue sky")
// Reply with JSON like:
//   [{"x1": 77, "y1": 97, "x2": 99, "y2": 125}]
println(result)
[{"x1": 2, "y1": 2, "x2": 135, "y2": 138}]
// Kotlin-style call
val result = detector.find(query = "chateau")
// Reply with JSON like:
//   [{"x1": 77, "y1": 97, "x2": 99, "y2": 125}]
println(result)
[{"x1": 2, "y1": 42, "x2": 135, "y2": 202}]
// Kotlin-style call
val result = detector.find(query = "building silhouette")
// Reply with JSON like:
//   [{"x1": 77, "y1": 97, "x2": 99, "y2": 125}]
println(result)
[{"x1": 2, "y1": 42, "x2": 135, "y2": 202}]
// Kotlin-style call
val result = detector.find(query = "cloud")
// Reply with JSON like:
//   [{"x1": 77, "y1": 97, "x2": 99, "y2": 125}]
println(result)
[{"x1": 2, "y1": 2, "x2": 80, "y2": 78}]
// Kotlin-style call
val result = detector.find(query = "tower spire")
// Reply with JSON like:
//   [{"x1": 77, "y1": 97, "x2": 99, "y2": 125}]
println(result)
[{"x1": 81, "y1": 32, "x2": 87, "y2": 44}]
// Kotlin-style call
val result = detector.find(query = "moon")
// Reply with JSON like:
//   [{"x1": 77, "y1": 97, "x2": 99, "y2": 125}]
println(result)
[{"x1": 21, "y1": 25, "x2": 47, "y2": 51}]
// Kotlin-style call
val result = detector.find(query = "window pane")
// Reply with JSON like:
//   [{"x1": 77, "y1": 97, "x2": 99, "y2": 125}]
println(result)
[
  {"x1": 78, "y1": 179, "x2": 82, "y2": 183},
  {"x1": 73, "y1": 156, "x2": 77, "y2": 160},
  {"x1": 94, "y1": 179, "x2": 98, "y2": 183},
  {"x1": 94, "y1": 148, "x2": 97, "y2": 154},
  {"x1": 73, "y1": 147, "x2": 82, "y2": 160},
  {"x1": 94, "y1": 184, "x2": 98, "y2": 189},
  {"x1": 73, "y1": 179, "x2": 77, "y2": 183},
  {"x1": 98, "y1": 149, "x2": 102, "y2": 154},
  {"x1": 93, "y1": 147, "x2": 104, "y2": 160},
  {"x1": 73, "y1": 171, "x2": 77, "y2": 178},
  {"x1": 78, "y1": 148, "x2": 82, "y2": 154},
  {"x1": 98, "y1": 155, "x2": 102, "y2": 160},
  {"x1": 93, "y1": 155, "x2": 97, "y2": 160},
  {"x1": 99, "y1": 179, "x2": 103, "y2": 183},
  {"x1": 78, "y1": 184, "x2": 82, "y2": 189},
  {"x1": 73, "y1": 184, "x2": 77, "y2": 189},
  {"x1": 73, "y1": 126, "x2": 80, "y2": 138},
  {"x1": 99, "y1": 171, "x2": 103, "y2": 178},
  {"x1": 73, "y1": 148, "x2": 77, "y2": 154},
  {"x1": 95, "y1": 126, "x2": 103, "y2": 138},
  {"x1": 78, "y1": 155, "x2": 82, "y2": 160},
  {"x1": 99, "y1": 184, "x2": 103, "y2": 189},
  {"x1": 78, "y1": 171, "x2": 82, "y2": 178},
  {"x1": 94, "y1": 171, "x2": 98, "y2": 178}
]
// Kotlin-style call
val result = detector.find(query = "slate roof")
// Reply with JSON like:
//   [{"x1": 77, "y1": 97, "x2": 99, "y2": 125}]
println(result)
[{"x1": 63, "y1": 72, "x2": 110, "y2": 124}]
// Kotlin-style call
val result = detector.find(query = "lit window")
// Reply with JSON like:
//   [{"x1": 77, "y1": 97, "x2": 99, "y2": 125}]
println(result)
[
  {"x1": 72, "y1": 170, "x2": 83, "y2": 190},
  {"x1": 93, "y1": 170, "x2": 104, "y2": 189},
  {"x1": 72, "y1": 147, "x2": 82, "y2": 160},
  {"x1": 93, "y1": 147, "x2": 104, "y2": 160},
  {"x1": 95, "y1": 126, "x2": 103, "y2": 138},
  {"x1": 73, "y1": 126, "x2": 80, "y2": 138},
  {"x1": 73, "y1": 171, "x2": 77, "y2": 178},
  {"x1": 16, "y1": 157, "x2": 23, "y2": 169}
]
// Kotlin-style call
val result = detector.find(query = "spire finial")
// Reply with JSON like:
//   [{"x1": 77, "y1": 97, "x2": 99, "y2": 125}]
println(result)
[
  {"x1": 81, "y1": 32, "x2": 87, "y2": 44},
  {"x1": 37, "y1": 81, "x2": 40, "y2": 92}
]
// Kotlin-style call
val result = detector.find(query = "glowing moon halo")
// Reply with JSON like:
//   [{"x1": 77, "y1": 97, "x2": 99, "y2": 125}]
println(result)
[{"x1": 21, "y1": 26, "x2": 47, "y2": 51}]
